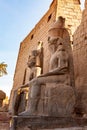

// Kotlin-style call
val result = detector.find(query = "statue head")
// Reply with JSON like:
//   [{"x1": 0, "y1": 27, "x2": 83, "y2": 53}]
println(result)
[
  {"x1": 48, "y1": 36, "x2": 66, "y2": 53},
  {"x1": 57, "y1": 16, "x2": 65, "y2": 28},
  {"x1": 48, "y1": 37, "x2": 59, "y2": 45},
  {"x1": 48, "y1": 16, "x2": 66, "y2": 39},
  {"x1": 48, "y1": 37, "x2": 59, "y2": 53},
  {"x1": 31, "y1": 50, "x2": 38, "y2": 56},
  {"x1": 56, "y1": 37, "x2": 67, "y2": 53},
  {"x1": 27, "y1": 51, "x2": 36, "y2": 68}
]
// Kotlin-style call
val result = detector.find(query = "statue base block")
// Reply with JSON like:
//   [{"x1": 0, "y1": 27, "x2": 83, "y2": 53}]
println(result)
[
  {"x1": 32, "y1": 83, "x2": 76, "y2": 117},
  {"x1": 11, "y1": 116, "x2": 87, "y2": 130}
]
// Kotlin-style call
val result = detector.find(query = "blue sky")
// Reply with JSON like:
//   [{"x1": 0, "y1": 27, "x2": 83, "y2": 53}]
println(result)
[{"x1": 0, "y1": 0, "x2": 85, "y2": 97}]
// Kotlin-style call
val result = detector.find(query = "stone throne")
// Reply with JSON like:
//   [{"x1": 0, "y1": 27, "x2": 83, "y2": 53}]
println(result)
[{"x1": 11, "y1": 17, "x2": 85, "y2": 130}]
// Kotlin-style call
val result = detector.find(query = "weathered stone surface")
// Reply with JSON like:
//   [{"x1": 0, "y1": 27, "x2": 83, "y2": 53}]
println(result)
[
  {"x1": 73, "y1": 0, "x2": 87, "y2": 116},
  {"x1": 75, "y1": 85, "x2": 87, "y2": 117},
  {"x1": 13, "y1": 127, "x2": 87, "y2": 130},
  {"x1": 44, "y1": 83, "x2": 75, "y2": 117},
  {"x1": 13, "y1": 116, "x2": 87, "y2": 130}
]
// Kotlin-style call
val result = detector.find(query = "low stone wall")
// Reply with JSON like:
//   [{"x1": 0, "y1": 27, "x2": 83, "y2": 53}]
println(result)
[{"x1": 0, "y1": 112, "x2": 10, "y2": 130}]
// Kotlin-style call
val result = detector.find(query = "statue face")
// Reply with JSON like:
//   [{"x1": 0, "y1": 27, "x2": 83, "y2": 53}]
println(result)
[
  {"x1": 57, "y1": 16, "x2": 65, "y2": 28},
  {"x1": 32, "y1": 50, "x2": 38, "y2": 56},
  {"x1": 48, "y1": 37, "x2": 59, "y2": 45},
  {"x1": 57, "y1": 44, "x2": 65, "y2": 52},
  {"x1": 48, "y1": 37, "x2": 59, "y2": 52},
  {"x1": 27, "y1": 55, "x2": 36, "y2": 68}
]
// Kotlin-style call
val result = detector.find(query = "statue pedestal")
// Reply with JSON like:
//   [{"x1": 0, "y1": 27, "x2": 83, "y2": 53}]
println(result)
[
  {"x1": 12, "y1": 116, "x2": 87, "y2": 130},
  {"x1": 11, "y1": 79, "x2": 76, "y2": 130},
  {"x1": 11, "y1": 83, "x2": 77, "y2": 130}
]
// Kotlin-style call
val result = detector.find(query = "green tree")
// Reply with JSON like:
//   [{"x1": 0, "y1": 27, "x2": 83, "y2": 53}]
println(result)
[{"x1": 0, "y1": 62, "x2": 7, "y2": 77}]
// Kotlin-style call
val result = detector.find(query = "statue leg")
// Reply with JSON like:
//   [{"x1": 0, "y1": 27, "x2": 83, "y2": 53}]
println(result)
[
  {"x1": 28, "y1": 83, "x2": 41, "y2": 114},
  {"x1": 19, "y1": 82, "x2": 41, "y2": 116}
]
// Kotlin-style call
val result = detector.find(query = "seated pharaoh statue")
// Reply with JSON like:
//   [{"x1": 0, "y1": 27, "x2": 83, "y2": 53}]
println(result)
[
  {"x1": 27, "y1": 43, "x2": 43, "y2": 81},
  {"x1": 19, "y1": 16, "x2": 76, "y2": 117},
  {"x1": 11, "y1": 42, "x2": 43, "y2": 116}
]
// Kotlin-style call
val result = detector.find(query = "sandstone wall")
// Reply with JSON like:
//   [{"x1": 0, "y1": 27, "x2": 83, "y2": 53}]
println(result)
[
  {"x1": 56, "y1": 0, "x2": 81, "y2": 39},
  {"x1": 73, "y1": 0, "x2": 87, "y2": 88},
  {"x1": 73, "y1": 0, "x2": 87, "y2": 116}
]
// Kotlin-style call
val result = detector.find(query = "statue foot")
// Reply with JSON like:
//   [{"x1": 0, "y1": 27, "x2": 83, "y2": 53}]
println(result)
[{"x1": 18, "y1": 110, "x2": 37, "y2": 116}]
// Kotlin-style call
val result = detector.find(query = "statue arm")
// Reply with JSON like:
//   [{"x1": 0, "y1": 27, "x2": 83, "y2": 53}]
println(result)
[
  {"x1": 38, "y1": 66, "x2": 68, "y2": 78},
  {"x1": 20, "y1": 83, "x2": 30, "y2": 88}
]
